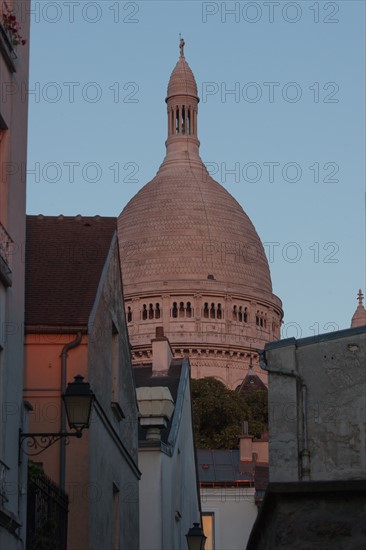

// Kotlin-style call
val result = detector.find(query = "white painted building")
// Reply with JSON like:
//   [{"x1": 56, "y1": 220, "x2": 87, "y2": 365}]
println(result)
[
  {"x1": 134, "y1": 330, "x2": 202, "y2": 550},
  {"x1": 198, "y1": 434, "x2": 268, "y2": 550}
]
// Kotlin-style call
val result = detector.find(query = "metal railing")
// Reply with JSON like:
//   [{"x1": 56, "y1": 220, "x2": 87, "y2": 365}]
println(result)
[
  {"x1": 0, "y1": 221, "x2": 13, "y2": 273},
  {"x1": 26, "y1": 467, "x2": 69, "y2": 550},
  {"x1": 0, "y1": 459, "x2": 9, "y2": 504}
]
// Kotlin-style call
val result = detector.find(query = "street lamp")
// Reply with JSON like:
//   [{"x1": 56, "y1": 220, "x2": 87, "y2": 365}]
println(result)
[
  {"x1": 19, "y1": 375, "x2": 95, "y2": 457},
  {"x1": 186, "y1": 523, "x2": 207, "y2": 550},
  {"x1": 62, "y1": 374, "x2": 94, "y2": 431}
]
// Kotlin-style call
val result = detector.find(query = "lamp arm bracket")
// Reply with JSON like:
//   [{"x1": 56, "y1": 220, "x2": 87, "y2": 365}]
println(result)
[{"x1": 19, "y1": 431, "x2": 82, "y2": 458}]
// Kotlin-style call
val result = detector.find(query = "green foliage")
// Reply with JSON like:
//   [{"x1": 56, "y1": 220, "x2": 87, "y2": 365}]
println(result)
[
  {"x1": 191, "y1": 377, "x2": 268, "y2": 449},
  {"x1": 28, "y1": 461, "x2": 45, "y2": 483}
]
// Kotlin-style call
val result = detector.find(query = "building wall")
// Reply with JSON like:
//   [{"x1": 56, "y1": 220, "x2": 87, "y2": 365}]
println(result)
[
  {"x1": 24, "y1": 334, "x2": 90, "y2": 548},
  {"x1": 161, "y1": 372, "x2": 201, "y2": 550},
  {"x1": 201, "y1": 487, "x2": 257, "y2": 550},
  {"x1": 87, "y1": 238, "x2": 140, "y2": 550},
  {"x1": 0, "y1": 2, "x2": 30, "y2": 545},
  {"x1": 24, "y1": 240, "x2": 140, "y2": 549},
  {"x1": 247, "y1": 481, "x2": 366, "y2": 550},
  {"x1": 138, "y1": 450, "x2": 163, "y2": 550},
  {"x1": 138, "y1": 364, "x2": 201, "y2": 550},
  {"x1": 264, "y1": 327, "x2": 366, "y2": 483},
  {"x1": 126, "y1": 292, "x2": 281, "y2": 389}
]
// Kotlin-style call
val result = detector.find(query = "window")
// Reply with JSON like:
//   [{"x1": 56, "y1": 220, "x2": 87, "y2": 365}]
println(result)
[
  {"x1": 112, "y1": 483, "x2": 120, "y2": 550},
  {"x1": 210, "y1": 303, "x2": 215, "y2": 319},
  {"x1": 111, "y1": 323, "x2": 119, "y2": 403},
  {"x1": 186, "y1": 302, "x2": 192, "y2": 318},
  {"x1": 217, "y1": 303, "x2": 222, "y2": 319},
  {"x1": 142, "y1": 304, "x2": 147, "y2": 320},
  {"x1": 172, "y1": 302, "x2": 178, "y2": 318},
  {"x1": 127, "y1": 306, "x2": 132, "y2": 323},
  {"x1": 155, "y1": 303, "x2": 160, "y2": 319},
  {"x1": 239, "y1": 306, "x2": 243, "y2": 322},
  {"x1": 202, "y1": 513, "x2": 215, "y2": 550},
  {"x1": 203, "y1": 303, "x2": 209, "y2": 318},
  {"x1": 244, "y1": 307, "x2": 248, "y2": 323}
]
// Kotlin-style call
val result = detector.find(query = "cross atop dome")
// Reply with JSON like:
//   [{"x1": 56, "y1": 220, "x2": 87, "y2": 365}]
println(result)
[
  {"x1": 179, "y1": 35, "x2": 185, "y2": 58},
  {"x1": 357, "y1": 288, "x2": 364, "y2": 306}
]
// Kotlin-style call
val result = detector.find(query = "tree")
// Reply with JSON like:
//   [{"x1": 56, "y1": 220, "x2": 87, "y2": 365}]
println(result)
[{"x1": 191, "y1": 377, "x2": 268, "y2": 449}]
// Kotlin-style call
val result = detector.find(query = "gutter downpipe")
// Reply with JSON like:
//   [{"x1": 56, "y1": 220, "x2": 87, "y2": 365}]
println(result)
[
  {"x1": 258, "y1": 349, "x2": 310, "y2": 481},
  {"x1": 60, "y1": 332, "x2": 82, "y2": 491}
]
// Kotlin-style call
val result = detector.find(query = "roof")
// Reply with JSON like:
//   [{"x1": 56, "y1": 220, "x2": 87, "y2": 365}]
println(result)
[
  {"x1": 351, "y1": 289, "x2": 366, "y2": 328},
  {"x1": 133, "y1": 360, "x2": 183, "y2": 444},
  {"x1": 166, "y1": 55, "x2": 198, "y2": 99},
  {"x1": 264, "y1": 325, "x2": 366, "y2": 351},
  {"x1": 25, "y1": 215, "x2": 116, "y2": 327},
  {"x1": 236, "y1": 367, "x2": 268, "y2": 395},
  {"x1": 197, "y1": 450, "x2": 256, "y2": 484}
]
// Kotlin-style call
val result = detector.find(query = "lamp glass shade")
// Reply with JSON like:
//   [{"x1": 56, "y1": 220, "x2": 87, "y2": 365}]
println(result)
[
  {"x1": 186, "y1": 523, "x2": 206, "y2": 550},
  {"x1": 63, "y1": 375, "x2": 94, "y2": 431}
]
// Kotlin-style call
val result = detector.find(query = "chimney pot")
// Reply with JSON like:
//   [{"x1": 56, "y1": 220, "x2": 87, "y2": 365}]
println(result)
[{"x1": 156, "y1": 326, "x2": 164, "y2": 338}]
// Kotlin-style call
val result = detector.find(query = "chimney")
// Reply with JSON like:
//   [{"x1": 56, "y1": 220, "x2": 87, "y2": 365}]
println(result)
[
  {"x1": 136, "y1": 386, "x2": 175, "y2": 441},
  {"x1": 252, "y1": 434, "x2": 269, "y2": 463},
  {"x1": 152, "y1": 327, "x2": 173, "y2": 375},
  {"x1": 239, "y1": 421, "x2": 254, "y2": 462}
]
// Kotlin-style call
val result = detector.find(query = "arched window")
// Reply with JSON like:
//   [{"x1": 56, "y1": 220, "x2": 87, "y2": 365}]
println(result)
[
  {"x1": 233, "y1": 305, "x2": 237, "y2": 320},
  {"x1": 172, "y1": 302, "x2": 178, "y2": 318},
  {"x1": 182, "y1": 106, "x2": 185, "y2": 134},
  {"x1": 238, "y1": 306, "x2": 243, "y2": 322},
  {"x1": 155, "y1": 304, "x2": 160, "y2": 319},
  {"x1": 256, "y1": 315, "x2": 260, "y2": 326},
  {"x1": 217, "y1": 303, "x2": 222, "y2": 319},
  {"x1": 210, "y1": 303, "x2": 215, "y2": 319},
  {"x1": 244, "y1": 307, "x2": 248, "y2": 323},
  {"x1": 204, "y1": 303, "x2": 209, "y2": 318},
  {"x1": 149, "y1": 304, "x2": 154, "y2": 319},
  {"x1": 127, "y1": 306, "x2": 132, "y2": 323},
  {"x1": 142, "y1": 304, "x2": 147, "y2": 320},
  {"x1": 175, "y1": 108, "x2": 179, "y2": 134},
  {"x1": 179, "y1": 302, "x2": 185, "y2": 318},
  {"x1": 186, "y1": 302, "x2": 192, "y2": 318}
]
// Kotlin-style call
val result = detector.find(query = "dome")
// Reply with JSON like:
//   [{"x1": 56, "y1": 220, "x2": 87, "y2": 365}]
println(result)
[
  {"x1": 117, "y1": 40, "x2": 282, "y2": 389},
  {"x1": 166, "y1": 56, "x2": 198, "y2": 100},
  {"x1": 118, "y1": 166, "x2": 274, "y2": 299},
  {"x1": 351, "y1": 289, "x2": 366, "y2": 328}
]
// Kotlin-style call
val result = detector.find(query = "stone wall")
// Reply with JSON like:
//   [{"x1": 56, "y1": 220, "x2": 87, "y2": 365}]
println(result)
[{"x1": 263, "y1": 327, "x2": 366, "y2": 482}]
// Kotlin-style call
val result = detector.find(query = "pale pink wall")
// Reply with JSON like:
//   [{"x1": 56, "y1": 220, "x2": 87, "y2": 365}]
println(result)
[{"x1": 24, "y1": 333, "x2": 90, "y2": 550}]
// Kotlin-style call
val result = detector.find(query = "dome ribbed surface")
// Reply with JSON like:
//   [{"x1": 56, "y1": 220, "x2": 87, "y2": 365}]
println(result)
[
  {"x1": 166, "y1": 57, "x2": 198, "y2": 99},
  {"x1": 117, "y1": 165, "x2": 273, "y2": 296}
]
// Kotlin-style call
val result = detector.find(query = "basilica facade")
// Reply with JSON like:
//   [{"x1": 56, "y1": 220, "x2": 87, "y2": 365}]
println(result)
[{"x1": 117, "y1": 42, "x2": 283, "y2": 389}]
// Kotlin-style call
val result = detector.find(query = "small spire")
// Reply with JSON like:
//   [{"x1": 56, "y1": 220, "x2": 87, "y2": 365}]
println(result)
[
  {"x1": 179, "y1": 34, "x2": 185, "y2": 58},
  {"x1": 357, "y1": 289, "x2": 364, "y2": 306}
]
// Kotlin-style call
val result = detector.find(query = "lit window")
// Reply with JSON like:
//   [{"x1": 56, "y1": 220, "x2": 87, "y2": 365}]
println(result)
[{"x1": 202, "y1": 512, "x2": 215, "y2": 550}]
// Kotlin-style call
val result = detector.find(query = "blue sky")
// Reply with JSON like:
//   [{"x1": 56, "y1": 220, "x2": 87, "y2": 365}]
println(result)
[{"x1": 26, "y1": 0, "x2": 365, "y2": 337}]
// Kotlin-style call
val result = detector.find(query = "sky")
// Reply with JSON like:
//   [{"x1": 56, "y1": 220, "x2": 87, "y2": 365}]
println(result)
[{"x1": 25, "y1": 0, "x2": 365, "y2": 338}]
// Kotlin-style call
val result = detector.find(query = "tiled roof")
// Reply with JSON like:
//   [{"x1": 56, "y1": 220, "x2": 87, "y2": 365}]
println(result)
[
  {"x1": 25, "y1": 215, "x2": 116, "y2": 327},
  {"x1": 198, "y1": 450, "x2": 255, "y2": 484},
  {"x1": 133, "y1": 360, "x2": 183, "y2": 444},
  {"x1": 236, "y1": 368, "x2": 268, "y2": 395}
]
